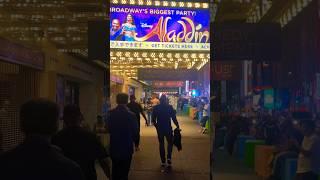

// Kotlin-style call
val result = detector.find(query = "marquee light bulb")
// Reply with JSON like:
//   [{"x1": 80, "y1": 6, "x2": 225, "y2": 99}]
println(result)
[
  {"x1": 291, "y1": 4, "x2": 297, "y2": 17},
  {"x1": 129, "y1": 0, "x2": 135, "y2": 5},
  {"x1": 154, "y1": 1, "x2": 160, "y2": 6}
]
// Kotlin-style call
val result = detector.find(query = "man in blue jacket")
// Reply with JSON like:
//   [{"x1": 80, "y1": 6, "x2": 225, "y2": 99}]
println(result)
[
  {"x1": 106, "y1": 93, "x2": 138, "y2": 180},
  {"x1": 152, "y1": 95, "x2": 180, "y2": 171}
]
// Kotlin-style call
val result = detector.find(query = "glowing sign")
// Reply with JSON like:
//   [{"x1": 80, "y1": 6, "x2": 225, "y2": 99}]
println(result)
[
  {"x1": 153, "y1": 81, "x2": 184, "y2": 88},
  {"x1": 110, "y1": 5, "x2": 210, "y2": 51}
]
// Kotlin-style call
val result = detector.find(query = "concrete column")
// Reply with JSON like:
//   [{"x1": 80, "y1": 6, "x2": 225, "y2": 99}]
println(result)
[
  {"x1": 79, "y1": 83, "x2": 98, "y2": 129},
  {"x1": 39, "y1": 71, "x2": 56, "y2": 101}
]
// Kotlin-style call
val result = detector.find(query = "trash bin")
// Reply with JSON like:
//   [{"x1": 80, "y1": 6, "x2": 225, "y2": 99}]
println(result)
[
  {"x1": 283, "y1": 158, "x2": 297, "y2": 180},
  {"x1": 236, "y1": 135, "x2": 255, "y2": 159},
  {"x1": 244, "y1": 140, "x2": 265, "y2": 168}
]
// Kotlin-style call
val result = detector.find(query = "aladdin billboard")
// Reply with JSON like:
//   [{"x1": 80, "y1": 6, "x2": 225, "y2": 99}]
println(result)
[{"x1": 110, "y1": 5, "x2": 210, "y2": 51}]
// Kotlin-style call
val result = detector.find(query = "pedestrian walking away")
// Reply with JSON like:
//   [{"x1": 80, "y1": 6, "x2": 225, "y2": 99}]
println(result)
[
  {"x1": 152, "y1": 94, "x2": 180, "y2": 172},
  {"x1": 0, "y1": 99, "x2": 85, "y2": 180},
  {"x1": 127, "y1": 95, "x2": 148, "y2": 151},
  {"x1": 107, "y1": 93, "x2": 139, "y2": 180},
  {"x1": 52, "y1": 105, "x2": 111, "y2": 180}
]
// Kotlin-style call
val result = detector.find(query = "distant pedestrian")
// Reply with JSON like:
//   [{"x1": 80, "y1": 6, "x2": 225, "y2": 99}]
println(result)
[
  {"x1": 52, "y1": 105, "x2": 110, "y2": 180},
  {"x1": 152, "y1": 95, "x2": 180, "y2": 171},
  {"x1": 106, "y1": 93, "x2": 138, "y2": 180},
  {"x1": 0, "y1": 99, "x2": 85, "y2": 180},
  {"x1": 145, "y1": 98, "x2": 153, "y2": 125},
  {"x1": 127, "y1": 95, "x2": 148, "y2": 151}
]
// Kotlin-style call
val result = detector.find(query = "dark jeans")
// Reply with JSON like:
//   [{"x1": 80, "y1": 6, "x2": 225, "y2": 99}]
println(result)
[
  {"x1": 111, "y1": 156, "x2": 132, "y2": 180},
  {"x1": 157, "y1": 130, "x2": 173, "y2": 163},
  {"x1": 135, "y1": 120, "x2": 140, "y2": 147},
  {"x1": 295, "y1": 171, "x2": 318, "y2": 180}
]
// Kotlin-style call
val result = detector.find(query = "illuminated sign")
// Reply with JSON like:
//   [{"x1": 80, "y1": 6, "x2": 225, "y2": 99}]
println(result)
[
  {"x1": 110, "y1": 74, "x2": 124, "y2": 84},
  {"x1": 264, "y1": 89, "x2": 274, "y2": 109},
  {"x1": 138, "y1": 69, "x2": 198, "y2": 81},
  {"x1": 110, "y1": 5, "x2": 210, "y2": 51},
  {"x1": 152, "y1": 81, "x2": 184, "y2": 88}
]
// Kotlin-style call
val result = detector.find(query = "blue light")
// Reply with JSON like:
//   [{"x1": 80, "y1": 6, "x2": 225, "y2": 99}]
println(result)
[{"x1": 192, "y1": 89, "x2": 197, "y2": 96}]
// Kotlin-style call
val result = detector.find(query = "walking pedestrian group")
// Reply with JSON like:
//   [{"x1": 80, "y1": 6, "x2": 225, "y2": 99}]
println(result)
[{"x1": 0, "y1": 93, "x2": 182, "y2": 180}]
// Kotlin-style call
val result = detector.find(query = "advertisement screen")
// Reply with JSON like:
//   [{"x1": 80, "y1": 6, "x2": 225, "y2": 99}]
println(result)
[
  {"x1": 110, "y1": 5, "x2": 210, "y2": 51},
  {"x1": 264, "y1": 89, "x2": 274, "y2": 109}
]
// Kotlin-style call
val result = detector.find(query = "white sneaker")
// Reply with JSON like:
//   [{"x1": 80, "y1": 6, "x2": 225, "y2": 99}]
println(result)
[
  {"x1": 160, "y1": 163, "x2": 166, "y2": 172},
  {"x1": 167, "y1": 159, "x2": 172, "y2": 167}
]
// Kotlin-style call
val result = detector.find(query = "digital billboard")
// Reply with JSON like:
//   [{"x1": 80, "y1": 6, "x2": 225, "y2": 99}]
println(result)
[{"x1": 110, "y1": 5, "x2": 210, "y2": 51}]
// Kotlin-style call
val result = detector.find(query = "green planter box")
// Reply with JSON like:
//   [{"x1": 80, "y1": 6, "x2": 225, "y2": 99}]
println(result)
[
  {"x1": 244, "y1": 140, "x2": 265, "y2": 168},
  {"x1": 183, "y1": 105, "x2": 189, "y2": 115},
  {"x1": 205, "y1": 118, "x2": 211, "y2": 133}
]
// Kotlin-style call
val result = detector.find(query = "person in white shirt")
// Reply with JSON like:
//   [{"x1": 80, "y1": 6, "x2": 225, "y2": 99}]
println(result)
[{"x1": 295, "y1": 120, "x2": 320, "y2": 180}]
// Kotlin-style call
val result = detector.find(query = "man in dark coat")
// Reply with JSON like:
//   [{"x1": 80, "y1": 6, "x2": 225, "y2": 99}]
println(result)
[
  {"x1": 152, "y1": 95, "x2": 180, "y2": 171},
  {"x1": 107, "y1": 93, "x2": 139, "y2": 180},
  {"x1": 52, "y1": 105, "x2": 110, "y2": 180},
  {"x1": 0, "y1": 99, "x2": 85, "y2": 180},
  {"x1": 127, "y1": 95, "x2": 148, "y2": 151}
]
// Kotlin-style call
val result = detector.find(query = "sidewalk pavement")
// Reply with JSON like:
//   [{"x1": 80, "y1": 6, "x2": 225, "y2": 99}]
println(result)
[
  {"x1": 98, "y1": 115, "x2": 210, "y2": 180},
  {"x1": 97, "y1": 115, "x2": 260, "y2": 180}
]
